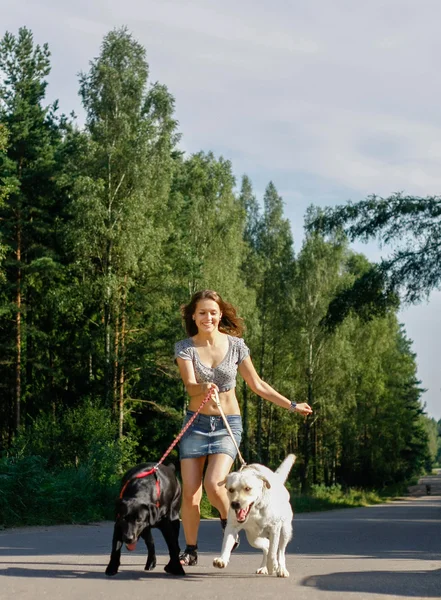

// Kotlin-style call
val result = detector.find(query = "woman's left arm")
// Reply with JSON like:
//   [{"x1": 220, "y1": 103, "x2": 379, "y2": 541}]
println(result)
[{"x1": 238, "y1": 356, "x2": 313, "y2": 416}]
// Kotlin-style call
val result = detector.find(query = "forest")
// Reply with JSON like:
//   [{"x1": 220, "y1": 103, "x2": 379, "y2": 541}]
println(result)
[{"x1": 0, "y1": 26, "x2": 439, "y2": 527}]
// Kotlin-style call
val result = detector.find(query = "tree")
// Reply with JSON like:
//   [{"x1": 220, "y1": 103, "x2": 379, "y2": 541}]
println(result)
[
  {"x1": 170, "y1": 152, "x2": 247, "y2": 298},
  {"x1": 306, "y1": 194, "x2": 441, "y2": 314},
  {"x1": 236, "y1": 175, "x2": 262, "y2": 461},
  {"x1": 252, "y1": 182, "x2": 295, "y2": 462},
  {"x1": 68, "y1": 27, "x2": 179, "y2": 435},
  {"x1": 423, "y1": 416, "x2": 439, "y2": 470},
  {"x1": 437, "y1": 419, "x2": 441, "y2": 465},
  {"x1": 0, "y1": 124, "x2": 12, "y2": 275},
  {"x1": 0, "y1": 27, "x2": 64, "y2": 439},
  {"x1": 291, "y1": 232, "x2": 346, "y2": 490}
]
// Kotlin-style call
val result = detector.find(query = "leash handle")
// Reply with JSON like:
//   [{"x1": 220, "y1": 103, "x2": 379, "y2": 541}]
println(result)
[{"x1": 211, "y1": 389, "x2": 247, "y2": 467}]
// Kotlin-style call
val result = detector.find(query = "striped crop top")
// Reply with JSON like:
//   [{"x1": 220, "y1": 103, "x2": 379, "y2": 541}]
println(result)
[{"x1": 174, "y1": 335, "x2": 250, "y2": 392}]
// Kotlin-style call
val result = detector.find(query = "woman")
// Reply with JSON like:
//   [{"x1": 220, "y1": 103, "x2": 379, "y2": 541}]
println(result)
[{"x1": 174, "y1": 289, "x2": 312, "y2": 566}]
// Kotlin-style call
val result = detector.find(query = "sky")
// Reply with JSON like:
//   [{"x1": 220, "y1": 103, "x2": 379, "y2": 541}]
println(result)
[{"x1": 2, "y1": 0, "x2": 440, "y2": 420}]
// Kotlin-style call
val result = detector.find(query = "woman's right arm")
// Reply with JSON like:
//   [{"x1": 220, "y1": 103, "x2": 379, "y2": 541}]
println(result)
[{"x1": 176, "y1": 357, "x2": 218, "y2": 397}]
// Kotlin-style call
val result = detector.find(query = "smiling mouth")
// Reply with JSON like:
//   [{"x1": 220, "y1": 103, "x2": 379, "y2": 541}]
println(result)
[{"x1": 235, "y1": 503, "x2": 253, "y2": 523}]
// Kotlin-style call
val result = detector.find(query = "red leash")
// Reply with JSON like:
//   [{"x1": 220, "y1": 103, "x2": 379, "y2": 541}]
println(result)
[
  {"x1": 119, "y1": 386, "x2": 215, "y2": 503},
  {"x1": 119, "y1": 469, "x2": 161, "y2": 503}
]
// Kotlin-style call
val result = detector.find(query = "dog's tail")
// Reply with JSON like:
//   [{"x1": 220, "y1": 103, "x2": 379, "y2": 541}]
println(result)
[{"x1": 275, "y1": 454, "x2": 296, "y2": 483}]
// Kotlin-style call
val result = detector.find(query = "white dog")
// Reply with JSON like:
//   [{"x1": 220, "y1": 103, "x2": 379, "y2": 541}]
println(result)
[{"x1": 213, "y1": 454, "x2": 296, "y2": 577}]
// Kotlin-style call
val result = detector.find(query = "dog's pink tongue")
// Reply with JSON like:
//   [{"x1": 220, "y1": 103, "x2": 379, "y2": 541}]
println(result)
[
  {"x1": 126, "y1": 542, "x2": 137, "y2": 552},
  {"x1": 237, "y1": 508, "x2": 248, "y2": 522}
]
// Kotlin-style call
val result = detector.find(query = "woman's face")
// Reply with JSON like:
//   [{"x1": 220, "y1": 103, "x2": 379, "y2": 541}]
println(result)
[{"x1": 193, "y1": 299, "x2": 222, "y2": 334}]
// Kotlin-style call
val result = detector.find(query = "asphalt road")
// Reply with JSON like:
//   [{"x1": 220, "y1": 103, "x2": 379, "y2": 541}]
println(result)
[{"x1": 1, "y1": 495, "x2": 440, "y2": 600}]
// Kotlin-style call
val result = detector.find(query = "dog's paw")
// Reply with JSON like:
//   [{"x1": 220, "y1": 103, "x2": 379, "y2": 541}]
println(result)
[
  {"x1": 145, "y1": 555, "x2": 157, "y2": 571},
  {"x1": 105, "y1": 563, "x2": 119, "y2": 577},
  {"x1": 256, "y1": 567, "x2": 268, "y2": 575},
  {"x1": 164, "y1": 561, "x2": 186, "y2": 576},
  {"x1": 213, "y1": 557, "x2": 228, "y2": 569},
  {"x1": 276, "y1": 566, "x2": 290, "y2": 578}
]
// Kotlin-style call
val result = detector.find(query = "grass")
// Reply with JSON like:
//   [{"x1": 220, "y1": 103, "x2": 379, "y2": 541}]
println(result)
[
  {"x1": 199, "y1": 482, "x2": 403, "y2": 520},
  {"x1": 0, "y1": 455, "x2": 415, "y2": 528},
  {"x1": 0, "y1": 455, "x2": 119, "y2": 528},
  {"x1": 291, "y1": 484, "x2": 386, "y2": 513}
]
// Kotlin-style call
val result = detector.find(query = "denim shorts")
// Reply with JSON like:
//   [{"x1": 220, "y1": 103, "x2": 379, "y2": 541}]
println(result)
[{"x1": 179, "y1": 411, "x2": 243, "y2": 460}]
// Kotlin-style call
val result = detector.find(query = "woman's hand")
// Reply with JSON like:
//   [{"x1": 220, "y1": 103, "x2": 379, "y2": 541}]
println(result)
[
  {"x1": 294, "y1": 402, "x2": 313, "y2": 415},
  {"x1": 201, "y1": 382, "x2": 219, "y2": 397}
]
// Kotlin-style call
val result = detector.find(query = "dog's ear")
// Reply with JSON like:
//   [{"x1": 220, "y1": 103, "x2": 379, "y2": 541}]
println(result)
[
  {"x1": 217, "y1": 478, "x2": 227, "y2": 487},
  {"x1": 257, "y1": 474, "x2": 271, "y2": 489}
]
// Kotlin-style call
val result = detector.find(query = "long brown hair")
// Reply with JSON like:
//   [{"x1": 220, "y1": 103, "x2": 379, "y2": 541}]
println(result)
[{"x1": 181, "y1": 290, "x2": 244, "y2": 337}]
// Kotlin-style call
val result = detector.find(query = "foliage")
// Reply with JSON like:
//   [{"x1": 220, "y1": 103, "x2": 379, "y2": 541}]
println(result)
[
  {"x1": 0, "y1": 26, "x2": 69, "y2": 438},
  {"x1": 0, "y1": 123, "x2": 11, "y2": 278},
  {"x1": 0, "y1": 454, "x2": 119, "y2": 527},
  {"x1": 321, "y1": 263, "x2": 400, "y2": 331},
  {"x1": 12, "y1": 400, "x2": 137, "y2": 472},
  {"x1": 0, "y1": 401, "x2": 136, "y2": 527},
  {"x1": 306, "y1": 194, "x2": 441, "y2": 307},
  {"x1": 423, "y1": 416, "x2": 440, "y2": 469},
  {"x1": 292, "y1": 483, "x2": 385, "y2": 512},
  {"x1": 0, "y1": 26, "x2": 434, "y2": 527}
]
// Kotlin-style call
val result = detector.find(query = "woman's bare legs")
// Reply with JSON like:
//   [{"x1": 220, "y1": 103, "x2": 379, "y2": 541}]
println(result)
[
  {"x1": 204, "y1": 453, "x2": 235, "y2": 519},
  {"x1": 180, "y1": 457, "x2": 206, "y2": 545}
]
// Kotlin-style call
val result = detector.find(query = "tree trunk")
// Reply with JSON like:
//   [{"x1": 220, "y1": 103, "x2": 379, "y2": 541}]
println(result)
[
  {"x1": 49, "y1": 350, "x2": 56, "y2": 423},
  {"x1": 265, "y1": 404, "x2": 273, "y2": 464},
  {"x1": 242, "y1": 379, "x2": 249, "y2": 462},
  {"x1": 118, "y1": 280, "x2": 127, "y2": 439},
  {"x1": 301, "y1": 417, "x2": 311, "y2": 493},
  {"x1": 265, "y1": 343, "x2": 277, "y2": 464},
  {"x1": 104, "y1": 231, "x2": 113, "y2": 407},
  {"x1": 301, "y1": 369, "x2": 314, "y2": 493},
  {"x1": 312, "y1": 418, "x2": 318, "y2": 484},
  {"x1": 257, "y1": 280, "x2": 267, "y2": 462},
  {"x1": 15, "y1": 214, "x2": 22, "y2": 432},
  {"x1": 26, "y1": 290, "x2": 33, "y2": 418},
  {"x1": 104, "y1": 291, "x2": 113, "y2": 408},
  {"x1": 113, "y1": 310, "x2": 120, "y2": 415}
]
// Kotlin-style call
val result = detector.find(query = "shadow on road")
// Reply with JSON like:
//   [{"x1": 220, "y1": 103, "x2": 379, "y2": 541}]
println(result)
[
  {"x1": 1, "y1": 498, "x2": 440, "y2": 563},
  {"x1": 301, "y1": 567, "x2": 441, "y2": 598},
  {"x1": 0, "y1": 565, "x2": 258, "y2": 581}
]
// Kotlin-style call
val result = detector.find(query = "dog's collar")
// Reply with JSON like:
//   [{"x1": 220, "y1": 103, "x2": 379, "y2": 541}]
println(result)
[{"x1": 119, "y1": 467, "x2": 161, "y2": 508}]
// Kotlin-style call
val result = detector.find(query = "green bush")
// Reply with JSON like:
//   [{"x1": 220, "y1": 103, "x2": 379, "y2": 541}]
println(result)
[
  {"x1": 0, "y1": 401, "x2": 139, "y2": 528},
  {"x1": 13, "y1": 401, "x2": 138, "y2": 471},
  {"x1": 291, "y1": 483, "x2": 385, "y2": 513},
  {"x1": 0, "y1": 454, "x2": 120, "y2": 527}
]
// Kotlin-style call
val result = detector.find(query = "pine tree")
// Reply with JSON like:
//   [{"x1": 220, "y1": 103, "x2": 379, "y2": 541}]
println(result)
[
  {"x1": 0, "y1": 27, "x2": 64, "y2": 440},
  {"x1": 253, "y1": 182, "x2": 295, "y2": 462},
  {"x1": 306, "y1": 194, "x2": 441, "y2": 312},
  {"x1": 68, "y1": 27, "x2": 179, "y2": 435},
  {"x1": 170, "y1": 152, "x2": 246, "y2": 298},
  {"x1": 0, "y1": 124, "x2": 12, "y2": 275},
  {"x1": 292, "y1": 230, "x2": 346, "y2": 490}
]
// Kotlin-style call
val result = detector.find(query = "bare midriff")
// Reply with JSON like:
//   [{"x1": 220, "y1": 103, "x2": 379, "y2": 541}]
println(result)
[{"x1": 187, "y1": 388, "x2": 241, "y2": 416}]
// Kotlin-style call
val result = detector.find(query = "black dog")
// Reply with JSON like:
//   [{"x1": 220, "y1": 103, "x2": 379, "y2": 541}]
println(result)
[{"x1": 105, "y1": 462, "x2": 185, "y2": 577}]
